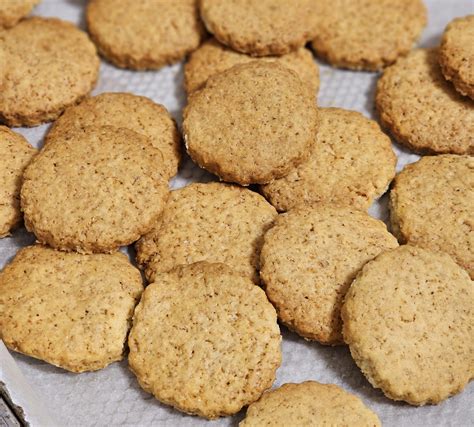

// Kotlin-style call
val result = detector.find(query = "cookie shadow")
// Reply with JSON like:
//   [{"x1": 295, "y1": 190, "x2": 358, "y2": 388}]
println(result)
[{"x1": 64, "y1": 0, "x2": 87, "y2": 30}]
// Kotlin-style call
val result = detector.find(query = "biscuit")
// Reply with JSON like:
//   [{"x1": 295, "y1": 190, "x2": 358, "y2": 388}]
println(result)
[
  {"x1": 86, "y1": 0, "x2": 204, "y2": 70},
  {"x1": 0, "y1": 126, "x2": 36, "y2": 237},
  {"x1": 390, "y1": 155, "x2": 473, "y2": 278},
  {"x1": 342, "y1": 245, "x2": 474, "y2": 405},
  {"x1": 128, "y1": 262, "x2": 281, "y2": 419},
  {"x1": 0, "y1": 0, "x2": 40, "y2": 28},
  {"x1": 241, "y1": 381, "x2": 381, "y2": 426},
  {"x1": 261, "y1": 108, "x2": 396, "y2": 212},
  {"x1": 0, "y1": 17, "x2": 99, "y2": 127},
  {"x1": 183, "y1": 62, "x2": 319, "y2": 185},
  {"x1": 136, "y1": 182, "x2": 277, "y2": 284},
  {"x1": 0, "y1": 245, "x2": 143, "y2": 373},
  {"x1": 311, "y1": 0, "x2": 426, "y2": 71},
  {"x1": 46, "y1": 93, "x2": 181, "y2": 179},
  {"x1": 260, "y1": 205, "x2": 398, "y2": 344},
  {"x1": 439, "y1": 15, "x2": 474, "y2": 100},
  {"x1": 376, "y1": 48, "x2": 474, "y2": 155},
  {"x1": 21, "y1": 126, "x2": 169, "y2": 254}
]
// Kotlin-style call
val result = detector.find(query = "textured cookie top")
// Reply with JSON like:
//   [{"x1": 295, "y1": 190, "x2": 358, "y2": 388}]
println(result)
[
  {"x1": 260, "y1": 205, "x2": 398, "y2": 344},
  {"x1": 0, "y1": 126, "x2": 36, "y2": 237},
  {"x1": 128, "y1": 262, "x2": 281, "y2": 419},
  {"x1": 311, "y1": 0, "x2": 426, "y2": 71},
  {"x1": 261, "y1": 108, "x2": 396, "y2": 212},
  {"x1": 0, "y1": 245, "x2": 143, "y2": 373},
  {"x1": 183, "y1": 62, "x2": 318, "y2": 185},
  {"x1": 390, "y1": 155, "x2": 473, "y2": 278},
  {"x1": 241, "y1": 381, "x2": 381, "y2": 427},
  {"x1": 87, "y1": 0, "x2": 203, "y2": 70},
  {"x1": 342, "y1": 245, "x2": 474, "y2": 405},
  {"x1": 0, "y1": 17, "x2": 99, "y2": 127},
  {"x1": 46, "y1": 93, "x2": 181, "y2": 179},
  {"x1": 21, "y1": 126, "x2": 169, "y2": 253},
  {"x1": 136, "y1": 182, "x2": 277, "y2": 283},
  {"x1": 0, "y1": 0, "x2": 40, "y2": 28},
  {"x1": 376, "y1": 48, "x2": 474, "y2": 155}
]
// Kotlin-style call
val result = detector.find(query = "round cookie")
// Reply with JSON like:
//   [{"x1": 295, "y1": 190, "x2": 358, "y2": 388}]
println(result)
[
  {"x1": 46, "y1": 93, "x2": 181, "y2": 179},
  {"x1": 136, "y1": 182, "x2": 277, "y2": 284},
  {"x1": 183, "y1": 62, "x2": 319, "y2": 185},
  {"x1": 128, "y1": 262, "x2": 281, "y2": 419},
  {"x1": 376, "y1": 48, "x2": 474, "y2": 155},
  {"x1": 342, "y1": 245, "x2": 474, "y2": 405},
  {"x1": 439, "y1": 15, "x2": 474, "y2": 100},
  {"x1": 0, "y1": 245, "x2": 143, "y2": 373},
  {"x1": 86, "y1": 0, "x2": 204, "y2": 70},
  {"x1": 0, "y1": 17, "x2": 99, "y2": 127},
  {"x1": 260, "y1": 205, "x2": 398, "y2": 344},
  {"x1": 0, "y1": 126, "x2": 36, "y2": 237},
  {"x1": 261, "y1": 108, "x2": 396, "y2": 212},
  {"x1": 390, "y1": 155, "x2": 473, "y2": 279},
  {"x1": 21, "y1": 126, "x2": 169, "y2": 254},
  {"x1": 241, "y1": 381, "x2": 381, "y2": 427},
  {"x1": 0, "y1": 0, "x2": 40, "y2": 28},
  {"x1": 311, "y1": 0, "x2": 426, "y2": 71}
]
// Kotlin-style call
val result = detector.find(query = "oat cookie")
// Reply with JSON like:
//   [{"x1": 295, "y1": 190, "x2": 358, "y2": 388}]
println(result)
[
  {"x1": 0, "y1": 0, "x2": 40, "y2": 28},
  {"x1": 261, "y1": 108, "x2": 396, "y2": 212},
  {"x1": 390, "y1": 155, "x2": 473, "y2": 278},
  {"x1": 241, "y1": 381, "x2": 381, "y2": 427},
  {"x1": 21, "y1": 126, "x2": 169, "y2": 253},
  {"x1": 0, "y1": 245, "x2": 143, "y2": 373},
  {"x1": 260, "y1": 205, "x2": 398, "y2": 344},
  {"x1": 342, "y1": 245, "x2": 474, "y2": 405},
  {"x1": 87, "y1": 0, "x2": 203, "y2": 70},
  {"x1": 0, "y1": 17, "x2": 99, "y2": 127},
  {"x1": 183, "y1": 62, "x2": 318, "y2": 185},
  {"x1": 376, "y1": 48, "x2": 474, "y2": 155},
  {"x1": 128, "y1": 262, "x2": 281, "y2": 419}
]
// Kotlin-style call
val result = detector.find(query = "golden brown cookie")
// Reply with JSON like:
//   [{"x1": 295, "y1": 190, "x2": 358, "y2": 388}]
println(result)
[
  {"x1": 342, "y1": 245, "x2": 474, "y2": 405},
  {"x1": 0, "y1": 0, "x2": 40, "y2": 28},
  {"x1": 128, "y1": 262, "x2": 281, "y2": 419}
]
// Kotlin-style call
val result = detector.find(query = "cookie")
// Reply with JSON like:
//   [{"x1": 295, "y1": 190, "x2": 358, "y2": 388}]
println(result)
[
  {"x1": 390, "y1": 155, "x2": 473, "y2": 278},
  {"x1": 261, "y1": 108, "x2": 396, "y2": 212},
  {"x1": 46, "y1": 93, "x2": 181, "y2": 179},
  {"x1": 184, "y1": 38, "x2": 319, "y2": 95},
  {"x1": 136, "y1": 182, "x2": 277, "y2": 284},
  {"x1": 128, "y1": 262, "x2": 281, "y2": 419},
  {"x1": 183, "y1": 62, "x2": 318, "y2": 185},
  {"x1": 200, "y1": 0, "x2": 317, "y2": 56},
  {"x1": 0, "y1": 0, "x2": 40, "y2": 28},
  {"x1": 86, "y1": 0, "x2": 204, "y2": 70},
  {"x1": 311, "y1": 0, "x2": 426, "y2": 71},
  {"x1": 439, "y1": 15, "x2": 474, "y2": 100},
  {"x1": 0, "y1": 126, "x2": 36, "y2": 237},
  {"x1": 260, "y1": 205, "x2": 398, "y2": 344},
  {"x1": 0, "y1": 17, "x2": 99, "y2": 127},
  {"x1": 241, "y1": 381, "x2": 381, "y2": 426},
  {"x1": 21, "y1": 126, "x2": 169, "y2": 254},
  {"x1": 342, "y1": 245, "x2": 474, "y2": 405},
  {"x1": 0, "y1": 245, "x2": 143, "y2": 373},
  {"x1": 376, "y1": 48, "x2": 474, "y2": 155}
]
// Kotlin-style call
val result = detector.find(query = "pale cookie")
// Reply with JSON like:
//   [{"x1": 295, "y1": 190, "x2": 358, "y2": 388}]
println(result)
[
  {"x1": 261, "y1": 108, "x2": 396, "y2": 212},
  {"x1": 342, "y1": 245, "x2": 474, "y2": 405},
  {"x1": 260, "y1": 205, "x2": 398, "y2": 344},
  {"x1": 21, "y1": 126, "x2": 169, "y2": 253},
  {"x1": 0, "y1": 0, "x2": 40, "y2": 28},
  {"x1": 46, "y1": 93, "x2": 181, "y2": 179},
  {"x1": 136, "y1": 182, "x2": 277, "y2": 284},
  {"x1": 311, "y1": 0, "x2": 426, "y2": 71},
  {"x1": 128, "y1": 262, "x2": 281, "y2": 419},
  {"x1": 390, "y1": 155, "x2": 474, "y2": 278},
  {"x1": 376, "y1": 48, "x2": 474, "y2": 155},
  {"x1": 439, "y1": 15, "x2": 474, "y2": 100},
  {"x1": 241, "y1": 381, "x2": 381, "y2": 427},
  {"x1": 87, "y1": 0, "x2": 204, "y2": 70},
  {"x1": 183, "y1": 62, "x2": 318, "y2": 185},
  {"x1": 0, "y1": 126, "x2": 36, "y2": 237},
  {"x1": 0, "y1": 245, "x2": 143, "y2": 373},
  {"x1": 0, "y1": 17, "x2": 99, "y2": 127}
]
